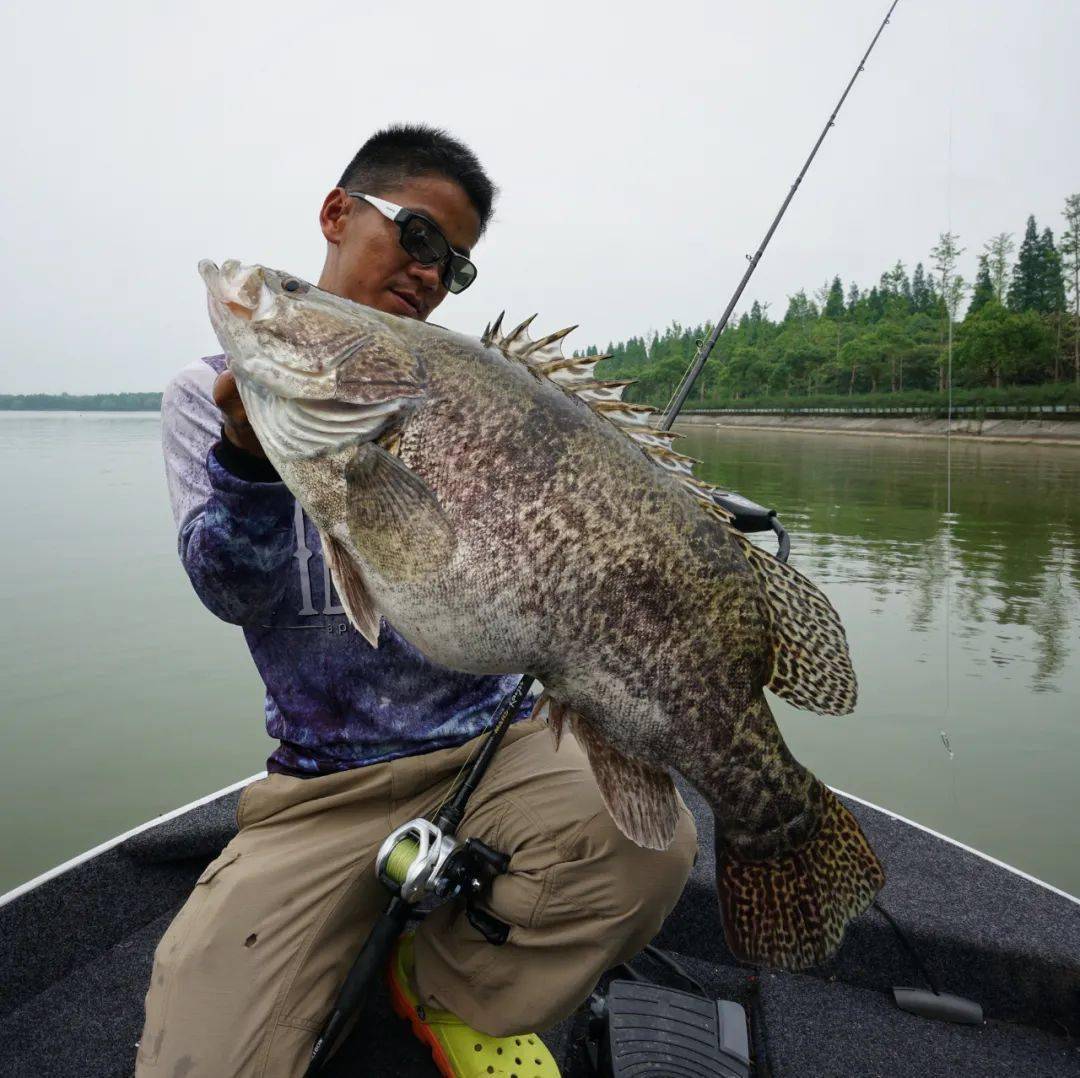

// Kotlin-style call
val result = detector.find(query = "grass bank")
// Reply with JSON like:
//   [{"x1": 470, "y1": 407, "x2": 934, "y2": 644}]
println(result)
[{"x1": 676, "y1": 411, "x2": 1080, "y2": 446}]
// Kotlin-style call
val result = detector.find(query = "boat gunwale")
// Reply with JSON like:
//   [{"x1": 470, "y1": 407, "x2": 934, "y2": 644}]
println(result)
[
  {"x1": 0, "y1": 771, "x2": 265, "y2": 909},
  {"x1": 2, "y1": 776, "x2": 1076, "y2": 909}
]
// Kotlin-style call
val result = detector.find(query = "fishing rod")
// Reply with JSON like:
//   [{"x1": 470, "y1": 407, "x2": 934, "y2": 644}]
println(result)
[
  {"x1": 305, "y1": 675, "x2": 534, "y2": 1075},
  {"x1": 661, "y1": 0, "x2": 902, "y2": 430}
]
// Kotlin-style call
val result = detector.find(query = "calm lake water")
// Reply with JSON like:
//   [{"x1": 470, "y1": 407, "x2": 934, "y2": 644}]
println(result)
[{"x1": 1, "y1": 412, "x2": 1078, "y2": 896}]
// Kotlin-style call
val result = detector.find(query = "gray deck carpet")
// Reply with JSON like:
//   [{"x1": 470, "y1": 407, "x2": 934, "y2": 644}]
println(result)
[{"x1": 1, "y1": 781, "x2": 1077, "y2": 1076}]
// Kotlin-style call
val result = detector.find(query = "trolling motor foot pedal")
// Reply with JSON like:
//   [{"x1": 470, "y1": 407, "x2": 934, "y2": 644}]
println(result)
[{"x1": 588, "y1": 979, "x2": 750, "y2": 1077}]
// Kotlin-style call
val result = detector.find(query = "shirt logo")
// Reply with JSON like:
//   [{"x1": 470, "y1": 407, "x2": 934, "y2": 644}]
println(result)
[{"x1": 292, "y1": 502, "x2": 345, "y2": 618}]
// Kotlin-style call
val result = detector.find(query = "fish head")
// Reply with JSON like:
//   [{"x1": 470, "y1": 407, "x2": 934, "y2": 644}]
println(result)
[
  {"x1": 199, "y1": 260, "x2": 425, "y2": 406},
  {"x1": 199, "y1": 260, "x2": 429, "y2": 462}
]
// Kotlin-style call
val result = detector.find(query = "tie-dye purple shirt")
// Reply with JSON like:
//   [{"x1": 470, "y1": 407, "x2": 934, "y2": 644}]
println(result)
[{"x1": 161, "y1": 354, "x2": 526, "y2": 776}]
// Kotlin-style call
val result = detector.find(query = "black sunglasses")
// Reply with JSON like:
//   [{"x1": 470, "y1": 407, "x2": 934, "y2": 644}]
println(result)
[{"x1": 346, "y1": 191, "x2": 477, "y2": 294}]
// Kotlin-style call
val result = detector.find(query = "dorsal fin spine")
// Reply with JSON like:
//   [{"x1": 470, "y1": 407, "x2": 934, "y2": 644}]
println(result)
[{"x1": 484, "y1": 314, "x2": 739, "y2": 523}]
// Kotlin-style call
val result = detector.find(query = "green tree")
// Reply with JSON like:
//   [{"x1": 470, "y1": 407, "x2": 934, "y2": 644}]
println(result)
[
  {"x1": 1009, "y1": 216, "x2": 1043, "y2": 311},
  {"x1": 591, "y1": 195, "x2": 1080, "y2": 408},
  {"x1": 846, "y1": 282, "x2": 860, "y2": 314},
  {"x1": 1039, "y1": 227, "x2": 1068, "y2": 378},
  {"x1": 984, "y1": 232, "x2": 1015, "y2": 302},
  {"x1": 880, "y1": 261, "x2": 913, "y2": 310},
  {"x1": 823, "y1": 276, "x2": 846, "y2": 319},
  {"x1": 968, "y1": 254, "x2": 995, "y2": 315},
  {"x1": 911, "y1": 262, "x2": 932, "y2": 313},
  {"x1": 1038, "y1": 229, "x2": 1067, "y2": 312},
  {"x1": 783, "y1": 289, "x2": 817, "y2": 332},
  {"x1": 954, "y1": 302, "x2": 1054, "y2": 389},
  {"x1": 1061, "y1": 193, "x2": 1080, "y2": 385},
  {"x1": 931, "y1": 231, "x2": 967, "y2": 390}
]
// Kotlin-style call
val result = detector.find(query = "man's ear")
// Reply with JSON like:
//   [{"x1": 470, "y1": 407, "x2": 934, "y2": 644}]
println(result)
[{"x1": 319, "y1": 188, "x2": 351, "y2": 246}]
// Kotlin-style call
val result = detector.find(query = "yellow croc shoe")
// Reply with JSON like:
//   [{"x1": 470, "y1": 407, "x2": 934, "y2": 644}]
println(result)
[{"x1": 386, "y1": 932, "x2": 560, "y2": 1078}]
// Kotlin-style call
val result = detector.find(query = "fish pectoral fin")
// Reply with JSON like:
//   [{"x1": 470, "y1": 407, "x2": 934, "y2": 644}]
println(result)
[
  {"x1": 321, "y1": 532, "x2": 382, "y2": 647},
  {"x1": 571, "y1": 715, "x2": 681, "y2": 851},
  {"x1": 344, "y1": 443, "x2": 456, "y2": 580}
]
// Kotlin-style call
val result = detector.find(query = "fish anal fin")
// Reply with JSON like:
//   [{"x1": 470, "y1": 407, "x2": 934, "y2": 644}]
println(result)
[
  {"x1": 528, "y1": 691, "x2": 569, "y2": 750},
  {"x1": 735, "y1": 535, "x2": 858, "y2": 715},
  {"x1": 716, "y1": 785, "x2": 884, "y2": 970},
  {"x1": 345, "y1": 442, "x2": 456, "y2": 581},
  {"x1": 571, "y1": 715, "x2": 680, "y2": 851},
  {"x1": 321, "y1": 532, "x2": 381, "y2": 647}
]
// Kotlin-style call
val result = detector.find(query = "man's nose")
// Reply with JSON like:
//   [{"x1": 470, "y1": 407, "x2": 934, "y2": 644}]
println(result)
[{"x1": 408, "y1": 260, "x2": 443, "y2": 293}]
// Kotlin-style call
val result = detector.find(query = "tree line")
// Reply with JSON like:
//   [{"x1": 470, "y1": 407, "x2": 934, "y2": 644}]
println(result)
[
  {"x1": 586, "y1": 193, "x2": 1080, "y2": 409},
  {"x1": 0, "y1": 392, "x2": 163, "y2": 411}
]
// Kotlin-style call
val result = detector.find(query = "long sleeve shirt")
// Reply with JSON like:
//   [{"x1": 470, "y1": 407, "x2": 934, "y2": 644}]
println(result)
[{"x1": 161, "y1": 353, "x2": 526, "y2": 776}]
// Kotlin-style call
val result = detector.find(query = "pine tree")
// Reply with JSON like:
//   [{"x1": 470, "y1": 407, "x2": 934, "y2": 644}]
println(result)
[
  {"x1": 1039, "y1": 227, "x2": 1068, "y2": 379},
  {"x1": 846, "y1": 282, "x2": 861, "y2": 314},
  {"x1": 1008, "y1": 216, "x2": 1042, "y2": 311},
  {"x1": 968, "y1": 255, "x2": 995, "y2": 315},
  {"x1": 1039, "y1": 228, "x2": 1067, "y2": 315},
  {"x1": 824, "y1": 276, "x2": 846, "y2": 319},
  {"x1": 911, "y1": 262, "x2": 931, "y2": 313},
  {"x1": 784, "y1": 290, "x2": 814, "y2": 325},
  {"x1": 925, "y1": 275, "x2": 939, "y2": 308}
]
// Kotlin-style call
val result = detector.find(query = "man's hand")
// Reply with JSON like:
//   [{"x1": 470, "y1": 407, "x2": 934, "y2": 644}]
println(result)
[{"x1": 213, "y1": 370, "x2": 266, "y2": 458}]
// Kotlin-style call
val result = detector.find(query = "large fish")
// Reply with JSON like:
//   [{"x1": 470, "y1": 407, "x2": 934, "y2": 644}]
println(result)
[{"x1": 199, "y1": 258, "x2": 885, "y2": 970}]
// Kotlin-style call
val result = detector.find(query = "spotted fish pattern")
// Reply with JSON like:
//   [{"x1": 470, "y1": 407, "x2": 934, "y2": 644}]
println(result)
[{"x1": 199, "y1": 262, "x2": 885, "y2": 969}]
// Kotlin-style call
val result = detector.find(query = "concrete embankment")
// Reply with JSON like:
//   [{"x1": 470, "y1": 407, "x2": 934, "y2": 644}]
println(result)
[{"x1": 675, "y1": 412, "x2": 1080, "y2": 446}]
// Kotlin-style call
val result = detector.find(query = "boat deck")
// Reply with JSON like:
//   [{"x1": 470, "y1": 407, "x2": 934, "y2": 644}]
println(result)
[{"x1": 1, "y1": 780, "x2": 1077, "y2": 1076}]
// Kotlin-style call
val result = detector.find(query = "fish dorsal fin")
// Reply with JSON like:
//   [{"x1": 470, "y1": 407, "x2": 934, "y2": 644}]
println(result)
[
  {"x1": 484, "y1": 314, "x2": 858, "y2": 717},
  {"x1": 482, "y1": 314, "x2": 735, "y2": 523},
  {"x1": 731, "y1": 531, "x2": 858, "y2": 715},
  {"x1": 537, "y1": 356, "x2": 608, "y2": 386}
]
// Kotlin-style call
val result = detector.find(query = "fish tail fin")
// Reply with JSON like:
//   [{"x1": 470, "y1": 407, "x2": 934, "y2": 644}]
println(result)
[
  {"x1": 734, "y1": 535, "x2": 858, "y2": 715},
  {"x1": 716, "y1": 784, "x2": 885, "y2": 970}
]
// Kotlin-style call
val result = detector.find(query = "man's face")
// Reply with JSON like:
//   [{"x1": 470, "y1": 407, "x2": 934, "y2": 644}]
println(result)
[{"x1": 318, "y1": 173, "x2": 482, "y2": 322}]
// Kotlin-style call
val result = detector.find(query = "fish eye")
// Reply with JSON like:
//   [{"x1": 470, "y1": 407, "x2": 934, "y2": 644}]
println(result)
[{"x1": 266, "y1": 269, "x2": 310, "y2": 295}]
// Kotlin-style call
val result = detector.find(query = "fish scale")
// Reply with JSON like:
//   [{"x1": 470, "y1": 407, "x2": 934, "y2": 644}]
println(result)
[{"x1": 199, "y1": 259, "x2": 884, "y2": 970}]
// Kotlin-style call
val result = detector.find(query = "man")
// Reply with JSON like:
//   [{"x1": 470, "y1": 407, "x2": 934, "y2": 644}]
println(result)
[{"x1": 141, "y1": 125, "x2": 696, "y2": 1078}]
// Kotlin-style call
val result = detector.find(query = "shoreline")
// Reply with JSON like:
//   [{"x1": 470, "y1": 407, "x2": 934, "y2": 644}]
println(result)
[{"x1": 675, "y1": 412, "x2": 1080, "y2": 447}]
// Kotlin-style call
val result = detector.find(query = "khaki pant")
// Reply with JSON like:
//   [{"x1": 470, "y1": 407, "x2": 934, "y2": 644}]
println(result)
[{"x1": 135, "y1": 719, "x2": 697, "y2": 1077}]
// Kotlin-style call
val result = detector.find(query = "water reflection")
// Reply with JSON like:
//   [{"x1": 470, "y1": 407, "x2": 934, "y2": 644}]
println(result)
[{"x1": 682, "y1": 427, "x2": 1080, "y2": 694}]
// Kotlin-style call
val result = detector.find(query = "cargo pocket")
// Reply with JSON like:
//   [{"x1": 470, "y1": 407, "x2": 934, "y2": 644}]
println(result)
[
  {"x1": 136, "y1": 849, "x2": 243, "y2": 1068},
  {"x1": 197, "y1": 848, "x2": 241, "y2": 883}
]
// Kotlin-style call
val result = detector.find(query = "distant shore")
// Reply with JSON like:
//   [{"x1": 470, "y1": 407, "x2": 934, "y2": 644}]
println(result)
[
  {"x1": 676, "y1": 412, "x2": 1080, "y2": 447},
  {"x1": 5, "y1": 399, "x2": 1080, "y2": 447},
  {"x1": 0, "y1": 393, "x2": 161, "y2": 412}
]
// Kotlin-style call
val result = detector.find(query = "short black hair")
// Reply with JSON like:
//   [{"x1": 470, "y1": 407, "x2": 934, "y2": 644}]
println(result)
[{"x1": 337, "y1": 124, "x2": 498, "y2": 234}]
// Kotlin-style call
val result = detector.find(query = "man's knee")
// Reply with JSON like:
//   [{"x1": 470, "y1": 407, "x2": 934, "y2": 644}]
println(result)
[{"x1": 580, "y1": 800, "x2": 698, "y2": 929}]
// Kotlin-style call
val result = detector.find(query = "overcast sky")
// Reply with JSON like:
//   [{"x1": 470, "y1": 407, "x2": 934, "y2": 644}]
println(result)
[{"x1": 2, "y1": 0, "x2": 1077, "y2": 393}]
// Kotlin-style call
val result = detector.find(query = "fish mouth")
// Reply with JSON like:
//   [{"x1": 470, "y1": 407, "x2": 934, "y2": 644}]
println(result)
[{"x1": 199, "y1": 259, "x2": 267, "y2": 322}]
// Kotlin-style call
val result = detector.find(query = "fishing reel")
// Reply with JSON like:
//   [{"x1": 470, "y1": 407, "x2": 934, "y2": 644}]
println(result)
[{"x1": 376, "y1": 819, "x2": 512, "y2": 944}]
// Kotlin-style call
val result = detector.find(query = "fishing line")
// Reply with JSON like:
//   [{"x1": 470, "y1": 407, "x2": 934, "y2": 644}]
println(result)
[{"x1": 941, "y1": 9, "x2": 959, "y2": 815}]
